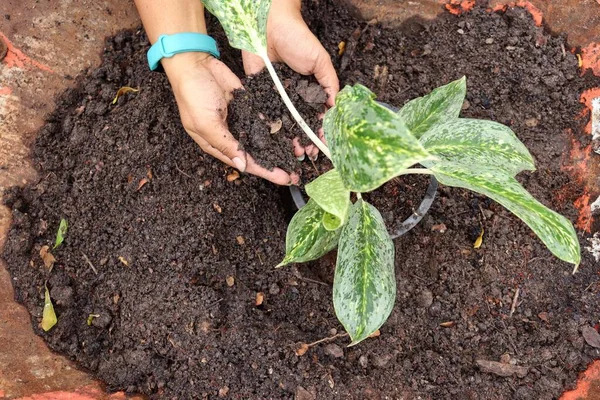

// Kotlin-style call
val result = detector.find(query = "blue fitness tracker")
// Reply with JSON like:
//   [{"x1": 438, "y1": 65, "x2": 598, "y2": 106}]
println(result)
[{"x1": 147, "y1": 32, "x2": 220, "y2": 71}]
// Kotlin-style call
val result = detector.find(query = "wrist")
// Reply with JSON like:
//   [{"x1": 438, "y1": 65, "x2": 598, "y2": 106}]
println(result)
[{"x1": 162, "y1": 51, "x2": 212, "y2": 78}]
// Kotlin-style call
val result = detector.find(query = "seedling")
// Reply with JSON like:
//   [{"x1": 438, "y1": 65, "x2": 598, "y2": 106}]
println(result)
[
  {"x1": 53, "y1": 218, "x2": 68, "y2": 249},
  {"x1": 41, "y1": 285, "x2": 57, "y2": 332},
  {"x1": 204, "y1": 0, "x2": 580, "y2": 345}
]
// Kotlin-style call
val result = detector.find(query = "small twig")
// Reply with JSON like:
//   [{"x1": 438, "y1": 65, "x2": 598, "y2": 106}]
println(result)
[
  {"x1": 297, "y1": 276, "x2": 328, "y2": 286},
  {"x1": 81, "y1": 252, "x2": 98, "y2": 275},
  {"x1": 509, "y1": 287, "x2": 520, "y2": 317},
  {"x1": 206, "y1": 298, "x2": 223, "y2": 309},
  {"x1": 307, "y1": 332, "x2": 348, "y2": 348},
  {"x1": 174, "y1": 162, "x2": 192, "y2": 178}
]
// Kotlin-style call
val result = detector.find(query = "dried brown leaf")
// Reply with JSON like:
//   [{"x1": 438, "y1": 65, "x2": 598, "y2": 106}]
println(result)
[
  {"x1": 227, "y1": 170, "x2": 240, "y2": 182},
  {"x1": 368, "y1": 329, "x2": 381, "y2": 338},
  {"x1": 269, "y1": 119, "x2": 283, "y2": 134},
  {"x1": 440, "y1": 321, "x2": 455, "y2": 328},
  {"x1": 213, "y1": 203, "x2": 222, "y2": 213},
  {"x1": 255, "y1": 292, "x2": 264, "y2": 306},
  {"x1": 236, "y1": 236, "x2": 245, "y2": 245},
  {"x1": 39, "y1": 245, "x2": 56, "y2": 269},
  {"x1": 295, "y1": 342, "x2": 309, "y2": 356},
  {"x1": 137, "y1": 178, "x2": 149, "y2": 191}
]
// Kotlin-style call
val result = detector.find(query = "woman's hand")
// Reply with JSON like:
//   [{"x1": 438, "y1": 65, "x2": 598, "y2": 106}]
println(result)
[
  {"x1": 242, "y1": 0, "x2": 339, "y2": 160},
  {"x1": 163, "y1": 52, "x2": 297, "y2": 185}
]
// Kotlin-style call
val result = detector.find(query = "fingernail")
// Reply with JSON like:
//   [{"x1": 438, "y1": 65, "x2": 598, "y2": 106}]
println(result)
[
  {"x1": 296, "y1": 154, "x2": 305, "y2": 162},
  {"x1": 232, "y1": 157, "x2": 246, "y2": 172},
  {"x1": 310, "y1": 153, "x2": 318, "y2": 162}
]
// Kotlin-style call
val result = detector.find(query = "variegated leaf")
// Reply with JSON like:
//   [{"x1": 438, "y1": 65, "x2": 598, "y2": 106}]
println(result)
[
  {"x1": 277, "y1": 199, "x2": 340, "y2": 267},
  {"x1": 425, "y1": 161, "x2": 580, "y2": 265},
  {"x1": 398, "y1": 77, "x2": 466, "y2": 138},
  {"x1": 323, "y1": 84, "x2": 432, "y2": 192},
  {"x1": 305, "y1": 169, "x2": 350, "y2": 231},
  {"x1": 420, "y1": 118, "x2": 535, "y2": 176},
  {"x1": 333, "y1": 199, "x2": 396, "y2": 345},
  {"x1": 202, "y1": 0, "x2": 270, "y2": 55}
]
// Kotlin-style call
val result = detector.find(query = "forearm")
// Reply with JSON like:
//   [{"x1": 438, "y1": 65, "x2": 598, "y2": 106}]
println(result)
[{"x1": 134, "y1": 0, "x2": 207, "y2": 43}]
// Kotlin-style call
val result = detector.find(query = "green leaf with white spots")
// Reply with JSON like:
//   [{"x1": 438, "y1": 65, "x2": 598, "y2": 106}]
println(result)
[
  {"x1": 277, "y1": 199, "x2": 340, "y2": 267},
  {"x1": 420, "y1": 118, "x2": 536, "y2": 176},
  {"x1": 202, "y1": 0, "x2": 270, "y2": 55},
  {"x1": 305, "y1": 169, "x2": 350, "y2": 231},
  {"x1": 424, "y1": 161, "x2": 580, "y2": 265},
  {"x1": 333, "y1": 199, "x2": 396, "y2": 345},
  {"x1": 397, "y1": 76, "x2": 466, "y2": 139},
  {"x1": 41, "y1": 285, "x2": 57, "y2": 332},
  {"x1": 323, "y1": 84, "x2": 433, "y2": 192}
]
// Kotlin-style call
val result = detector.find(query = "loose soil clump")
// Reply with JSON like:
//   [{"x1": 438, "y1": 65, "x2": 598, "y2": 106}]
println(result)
[{"x1": 4, "y1": 2, "x2": 600, "y2": 399}]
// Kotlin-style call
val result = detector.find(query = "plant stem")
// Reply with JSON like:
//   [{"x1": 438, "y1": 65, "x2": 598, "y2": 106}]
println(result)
[{"x1": 261, "y1": 54, "x2": 332, "y2": 159}]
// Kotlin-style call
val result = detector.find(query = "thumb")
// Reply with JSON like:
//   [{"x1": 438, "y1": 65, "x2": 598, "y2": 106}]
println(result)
[{"x1": 242, "y1": 51, "x2": 267, "y2": 75}]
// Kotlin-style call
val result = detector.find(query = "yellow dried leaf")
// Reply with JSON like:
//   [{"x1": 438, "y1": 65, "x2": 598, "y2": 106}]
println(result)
[
  {"x1": 112, "y1": 86, "x2": 139, "y2": 105},
  {"x1": 226, "y1": 275, "x2": 235, "y2": 287},
  {"x1": 295, "y1": 343, "x2": 309, "y2": 356},
  {"x1": 118, "y1": 256, "x2": 129, "y2": 267},
  {"x1": 577, "y1": 53, "x2": 583, "y2": 68},
  {"x1": 440, "y1": 321, "x2": 455, "y2": 328},
  {"x1": 256, "y1": 292, "x2": 264, "y2": 306},
  {"x1": 41, "y1": 285, "x2": 57, "y2": 332},
  {"x1": 39, "y1": 245, "x2": 56, "y2": 269},
  {"x1": 473, "y1": 228, "x2": 484, "y2": 249},
  {"x1": 338, "y1": 41, "x2": 346, "y2": 56}
]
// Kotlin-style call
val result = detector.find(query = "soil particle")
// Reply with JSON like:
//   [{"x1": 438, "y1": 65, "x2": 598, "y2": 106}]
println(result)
[
  {"x1": 582, "y1": 326, "x2": 600, "y2": 348},
  {"x1": 476, "y1": 359, "x2": 529, "y2": 378},
  {"x1": 323, "y1": 343, "x2": 344, "y2": 358},
  {"x1": 3, "y1": 2, "x2": 600, "y2": 400}
]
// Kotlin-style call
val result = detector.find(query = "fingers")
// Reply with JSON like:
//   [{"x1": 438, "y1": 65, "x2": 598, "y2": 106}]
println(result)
[
  {"x1": 312, "y1": 48, "x2": 339, "y2": 107},
  {"x1": 242, "y1": 51, "x2": 267, "y2": 76},
  {"x1": 246, "y1": 156, "x2": 299, "y2": 186},
  {"x1": 292, "y1": 137, "x2": 305, "y2": 160}
]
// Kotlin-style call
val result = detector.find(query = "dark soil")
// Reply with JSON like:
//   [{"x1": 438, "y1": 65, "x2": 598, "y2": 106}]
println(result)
[
  {"x1": 3, "y1": 2, "x2": 600, "y2": 399},
  {"x1": 229, "y1": 65, "x2": 326, "y2": 171}
]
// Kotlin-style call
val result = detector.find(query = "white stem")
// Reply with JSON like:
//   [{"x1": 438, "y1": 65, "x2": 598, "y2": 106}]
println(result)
[{"x1": 261, "y1": 54, "x2": 332, "y2": 159}]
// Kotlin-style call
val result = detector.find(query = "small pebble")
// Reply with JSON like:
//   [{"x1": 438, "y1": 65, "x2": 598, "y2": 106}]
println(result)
[
  {"x1": 269, "y1": 283, "x2": 280, "y2": 295},
  {"x1": 417, "y1": 289, "x2": 433, "y2": 308},
  {"x1": 457, "y1": 29, "x2": 465, "y2": 35},
  {"x1": 324, "y1": 343, "x2": 344, "y2": 358},
  {"x1": 218, "y1": 386, "x2": 229, "y2": 397},
  {"x1": 485, "y1": 38, "x2": 494, "y2": 44},
  {"x1": 359, "y1": 355, "x2": 369, "y2": 368},
  {"x1": 461, "y1": 99, "x2": 470, "y2": 110},
  {"x1": 525, "y1": 117, "x2": 539, "y2": 127}
]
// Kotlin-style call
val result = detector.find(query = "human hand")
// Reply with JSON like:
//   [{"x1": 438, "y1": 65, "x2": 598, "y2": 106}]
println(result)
[
  {"x1": 242, "y1": 0, "x2": 339, "y2": 160},
  {"x1": 163, "y1": 52, "x2": 298, "y2": 185}
]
